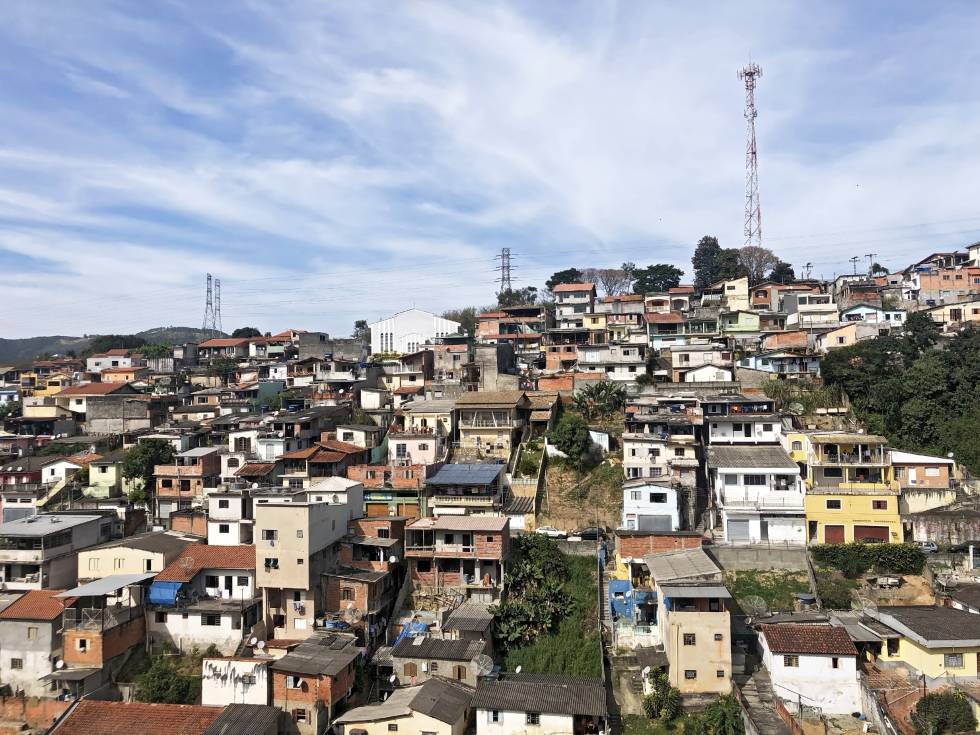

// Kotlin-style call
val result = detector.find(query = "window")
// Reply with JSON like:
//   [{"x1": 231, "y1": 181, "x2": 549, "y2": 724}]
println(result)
[
  {"x1": 783, "y1": 655, "x2": 799, "y2": 667},
  {"x1": 218, "y1": 499, "x2": 229, "y2": 509},
  {"x1": 526, "y1": 713, "x2": 541, "y2": 725},
  {"x1": 76, "y1": 639, "x2": 88, "y2": 652},
  {"x1": 218, "y1": 523, "x2": 230, "y2": 534},
  {"x1": 10, "y1": 658, "x2": 22, "y2": 669},
  {"x1": 872, "y1": 500, "x2": 888, "y2": 510},
  {"x1": 264, "y1": 558, "x2": 279, "y2": 570},
  {"x1": 824, "y1": 467, "x2": 843, "y2": 478},
  {"x1": 294, "y1": 709, "x2": 307, "y2": 724},
  {"x1": 26, "y1": 626, "x2": 38, "y2": 640},
  {"x1": 630, "y1": 491, "x2": 641, "y2": 501},
  {"x1": 673, "y1": 448, "x2": 685, "y2": 457},
  {"x1": 262, "y1": 529, "x2": 278, "y2": 541},
  {"x1": 792, "y1": 440, "x2": 802, "y2": 451},
  {"x1": 893, "y1": 467, "x2": 904, "y2": 479},
  {"x1": 387, "y1": 725, "x2": 398, "y2": 732},
  {"x1": 430, "y1": 661, "x2": 439, "y2": 672},
  {"x1": 88, "y1": 558, "x2": 100, "y2": 571},
  {"x1": 832, "y1": 657, "x2": 839, "y2": 669},
  {"x1": 837, "y1": 336, "x2": 846, "y2": 345},
  {"x1": 684, "y1": 670, "x2": 697, "y2": 680},
  {"x1": 714, "y1": 633, "x2": 723, "y2": 641},
  {"x1": 723, "y1": 474, "x2": 738, "y2": 487},
  {"x1": 202, "y1": 614, "x2": 221, "y2": 626},
  {"x1": 887, "y1": 638, "x2": 899, "y2": 656},
  {"x1": 945, "y1": 653, "x2": 964, "y2": 668},
  {"x1": 744, "y1": 475, "x2": 766, "y2": 486},
  {"x1": 826, "y1": 499, "x2": 842, "y2": 509},
  {"x1": 297, "y1": 558, "x2": 304, "y2": 565},
  {"x1": 155, "y1": 611, "x2": 167, "y2": 623},
  {"x1": 417, "y1": 560, "x2": 431, "y2": 573},
  {"x1": 205, "y1": 575, "x2": 219, "y2": 588},
  {"x1": 683, "y1": 633, "x2": 696, "y2": 645},
  {"x1": 378, "y1": 528, "x2": 391, "y2": 539},
  {"x1": 404, "y1": 662, "x2": 418, "y2": 677},
  {"x1": 287, "y1": 675, "x2": 302, "y2": 689},
  {"x1": 717, "y1": 670, "x2": 725, "y2": 678},
  {"x1": 925, "y1": 467, "x2": 941, "y2": 477},
  {"x1": 650, "y1": 493, "x2": 667, "y2": 504},
  {"x1": 237, "y1": 576, "x2": 248, "y2": 586},
  {"x1": 486, "y1": 536, "x2": 494, "y2": 543},
  {"x1": 227, "y1": 458, "x2": 239, "y2": 468},
  {"x1": 145, "y1": 559, "x2": 154, "y2": 572},
  {"x1": 490, "y1": 711, "x2": 501, "y2": 723},
  {"x1": 341, "y1": 588, "x2": 354, "y2": 601}
]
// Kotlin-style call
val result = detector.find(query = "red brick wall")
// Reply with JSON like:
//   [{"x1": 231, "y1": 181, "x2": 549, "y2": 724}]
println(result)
[
  {"x1": 348, "y1": 517, "x2": 406, "y2": 541},
  {"x1": 0, "y1": 696, "x2": 69, "y2": 732},
  {"x1": 617, "y1": 533, "x2": 702, "y2": 558},
  {"x1": 324, "y1": 577, "x2": 370, "y2": 614},
  {"x1": 474, "y1": 532, "x2": 507, "y2": 560},
  {"x1": 272, "y1": 665, "x2": 355, "y2": 710},
  {"x1": 64, "y1": 616, "x2": 145, "y2": 667},
  {"x1": 170, "y1": 512, "x2": 207, "y2": 536}
]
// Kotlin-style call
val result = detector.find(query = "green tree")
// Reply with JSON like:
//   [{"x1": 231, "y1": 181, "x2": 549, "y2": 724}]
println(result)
[
  {"x1": 687, "y1": 695, "x2": 746, "y2": 735},
  {"x1": 546, "y1": 268, "x2": 584, "y2": 292},
  {"x1": 902, "y1": 310, "x2": 941, "y2": 357},
  {"x1": 573, "y1": 381, "x2": 626, "y2": 420},
  {"x1": 82, "y1": 334, "x2": 147, "y2": 358},
  {"x1": 497, "y1": 287, "x2": 538, "y2": 307},
  {"x1": 0, "y1": 400, "x2": 21, "y2": 421},
  {"x1": 122, "y1": 440, "x2": 175, "y2": 503},
  {"x1": 632, "y1": 264, "x2": 683, "y2": 294},
  {"x1": 549, "y1": 412, "x2": 592, "y2": 463},
  {"x1": 208, "y1": 356, "x2": 239, "y2": 383},
  {"x1": 911, "y1": 690, "x2": 976, "y2": 735},
  {"x1": 134, "y1": 344, "x2": 171, "y2": 358},
  {"x1": 768, "y1": 260, "x2": 796, "y2": 284},
  {"x1": 442, "y1": 307, "x2": 479, "y2": 338},
  {"x1": 136, "y1": 652, "x2": 200, "y2": 704},
  {"x1": 351, "y1": 320, "x2": 370, "y2": 343},
  {"x1": 642, "y1": 671, "x2": 681, "y2": 722},
  {"x1": 230, "y1": 327, "x2": 262, "y2": 338},
  {"x1": 692, "y1": 236, "x2": 745, "y2": 288},
  {"x1": 871, "y1": 262, "x2": 888, "y2": 275}
]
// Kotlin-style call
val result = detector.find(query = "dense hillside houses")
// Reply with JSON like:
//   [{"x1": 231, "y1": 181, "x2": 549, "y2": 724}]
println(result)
[{"x1": 3, "y1": 243, "x2": 980, "y2": 733}]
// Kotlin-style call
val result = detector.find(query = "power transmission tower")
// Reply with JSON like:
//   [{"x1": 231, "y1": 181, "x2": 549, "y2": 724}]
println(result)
[
  {"x1": 214, "y1": 278, "x2": 223, "y2": 335},
  {"x1": 202, "y1": 273, "x2": 215, "y2": 332},
  {"x1": 494, "y1": 248, "x2": 514, "y2": 292},
  {"x1": 738, "y1": 62, "x2": 763, "y2": 248}
]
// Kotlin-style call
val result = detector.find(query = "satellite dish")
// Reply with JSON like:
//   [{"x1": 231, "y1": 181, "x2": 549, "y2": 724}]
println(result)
[
  {"x1": 515, "y1": 666, "x2": 522, "y2": 674},
  {"x1": 346, "y1": 608, "x2": 364, "y2": 623},
  {"x1": 249, "y1": 637, "x2": 258, "y2": 646},
  {"x1": 256, "y1": 640, "x2": 266, "y2": 650},
  {"x1": 641, "y1": 666, "x2": 651, "y2": 677},
  {"x1": 740, "y1": 595, "x2": 770, "y2": 617},
  {"x1": 55, "y1": 660, "x2": 65, "y2": 670},
  {"x1": 852, "y1": 596, "x2": 878, "y2": 616},
  {"x1": 389, "y1": 674, "x2": 397, "y2": 684},
  {"x1": 475, "y1": 654, "x2": 494, "y2": 676},
  {"x1": 388, "y1": 556, "x2": 399, "y2": 565}
]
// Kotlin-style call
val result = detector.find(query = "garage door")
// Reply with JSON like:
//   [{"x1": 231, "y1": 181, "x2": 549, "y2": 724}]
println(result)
[
  {"x1": 854, "y1": 526, "x2": 889, "y2": 542},
  {"x1": 824, "y1": 525, "x2": 845, "y2": 544},
  {"x1": 365, "y1": 503, "x2": 389, "y2": 517},
  {"x1": 727, "y1": 520, "x2": 750, "y2": 541}
]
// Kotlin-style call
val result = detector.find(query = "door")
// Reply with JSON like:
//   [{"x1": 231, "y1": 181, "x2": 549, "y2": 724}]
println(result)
[
  {"x1": 744, "y1": 423, "x2": 752, "y2": 438},
  {"x1": 825, "y1": 525, "x2": 845, "y2": 544},
  {"x1": 727, "y1": 520, "x2": 750, "y2": 541},
  {"x1": 760, "y1": 520, "x2": 769, "y2": 542},
  {"x1": 854, "y1": 526, "x2": 889, "y2": 542}
]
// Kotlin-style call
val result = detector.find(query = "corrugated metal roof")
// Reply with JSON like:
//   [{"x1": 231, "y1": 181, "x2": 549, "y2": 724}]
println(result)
[
  {"x1": 425, "y1": 463, "x2": 503, "y2": 486},
  {"x1": 644, "y1": 548, "x2": 720, "y2": 583},
  {"x1": 473, "y1": 673, "x2": 607, "y2": 717},
  {"x1": 706, "y1": 445, "x2": 798, "y2": 469},
  {"x1": 56, "y1": 573, "x2": 156, "y2": 598},
  {"x1": 392, "y1": 637, "x2": 485, "y2": 662},
  {"x1": 409, "y1": 516, "x2": 509, "y2": 531}
]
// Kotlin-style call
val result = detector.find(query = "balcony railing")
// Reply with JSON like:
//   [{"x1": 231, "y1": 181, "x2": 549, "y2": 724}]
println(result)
[
  {"x1": 430, "y1": 495, "x2": 496, "y2": 506},
  {"x1": 459, "y1": 419, "x2": 520, "y2": 429},
  {"x1": 808, "y1": 451, "x2": 887, "y2": 466},
  {"x1": 721, "y1": 494, "x2": 804, "y2": 510}
]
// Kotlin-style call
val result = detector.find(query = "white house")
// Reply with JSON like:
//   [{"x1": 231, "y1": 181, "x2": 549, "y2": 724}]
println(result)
[
  {"x1": 839, "y1": 303, "x2": 906, "y2": 326},
  {"x1": 369, "y1": 309, "x2": 461, "y2": 355},
  {"x1": 472, "y1": 673, "x2": 607, "y2": 735},
  {"x1": 682, "y1": 364, "x2": 734, "y2": 382},
  {"x1": 86, "y1": 351, "x2": 135, "y2": 373},
  {"x1": 207, "y1": 491, "x2": 254, "y2": 546},
  {"x1": 759, "y1": 624, "x2": 861, "y2": 715},
  {"x1": 621, "y1": 479, "x2": 681, "y2": 532},
  {"x1": 39, "y1": 457, "x2": 83, "y2": 486},
  {"x1": 201, "y1": 656, "x2": 270, "y2": 707},
  {"x1": 706, "y1": 445, "x2": 806, "y2": 544}
]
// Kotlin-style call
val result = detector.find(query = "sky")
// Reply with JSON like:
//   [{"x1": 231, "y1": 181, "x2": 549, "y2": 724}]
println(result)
[{"x1": 2, "y1": 1, "x2": 980, "y2": 338}]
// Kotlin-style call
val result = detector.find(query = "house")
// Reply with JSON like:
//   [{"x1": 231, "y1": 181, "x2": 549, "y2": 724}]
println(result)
[
  {"x1": 197, "y1": 338, "x2": 250, "y2": 362},
  {"x1": 270, "y1": 631, "x2": 360, "y2": 734},
  {"x1": 623, "y1": 398, "x2": 700, "y2": 488},
  {"x1": 423, "y1": 463, "x2": 505, "y2": 516},
  {"x1": 657, "y1": 581, "x2": 732, "y2": 695},
  {"x1": 404, "y1": 398, "x2": 456, "y2": 438},
  {"x1": 86, "y1": 393, "x2": 176, "y2": 434},
  {"x1": 668, "y1": 343, "x2": 732, "y2": 383},
  {"x1": 101, "y1": 365, "x2": 151, "y2": 384},
  {"x1": 576, "y1": 343, "x2": 647, "y2": 382},
  {"x1": 207, "y1": 489, "x2": 255, "y2": 545},
  {"x1": 455, "y1": 391, "x2": 531, "y2": 461},
  {"x1": 147, "y1": 543, "x2": 260, "y2": 654},
  {"x1": 370, "y1": 309, "x2": 461, "y2": 355},
  {"x1": 201, "y1": 656, "x2": 271, "y2": 706},
  {"x1": 472, "y1": 672, "x2": 607, "y2": 735},
  {"x1": 553, "y1": 283, "x2": 597, "y2": 329},
  {"x1": 737, "y1": 350, "x2": 820, "y2": 378},
  {"x1": 154, "y1": 447, "x2": 222, "y2": 525},
  {"x1": 621, "y1": 479, "x2": 681, "y2": 532},
  {"x1": 53, "y1": 381, "x2": 140, "y2": 419},
  {"x1": 86, "y1": 349, "x2": 136, "y2": 373},
  {"x1": 0, "y1": 513, "x2": 112, "y2": 590},
  {"x1": 84, "y1": 449, "x2": 139, "y2": 499},
  {"x1": 253, "y1": 481, "x2": 364, "y2": 640},
  {"x1": 390, "y1": 636, "x2": 486, "y2": 688},
  {"x1": 77, "y1": 531, "x2": 196, "y2": 583},
  {"x1": 279, "y1": 439, "x2": 371, "y2": 489},
  {"x1": 46, "y1": 700, "x2": 223, "y2": 735},
  {"x1": 706, "y1": 445, "x2": 805, "y2": 544},
  {"x1": 871, "y1": 606, "x2": 980, "y2": 682},
  {"x1": 405, "y1": 516, "x2": 509, "y2": 601},
  {"x1": 814, "y1": 322, "x2": 883, "y2": 353},
  {"x1": 681, "y1": 364, "x2": 733, "y2": 382},
  {"x1": 784, "y1": 293, "x2": 839, "y2": 329},
  {"x1": 701, "y1": 276, "x2": 750, "y2": 311},
  {"x1": 839, "y1": 303, "x2": 906, "y2": 326},
  {"x1": 902, "y1": 265, "x2": 980, "y2": 304},
  {"x1": 347, "y1": 462, "x2": 430, "y2": 518},
  {"x1": 892, "y1": 451, "x2": 956, "y2": 515},
  {"x1": 759, "y1": 624, "x2": 860, "y2": 714},
  {"x1": 335, "y1": 678, "x2": 473, "y2": 735},
  {"x1": 388, "y1": 426, "x2": 446, "y2": 466},
  {"x1": 702, "y1": 394, "x2": 781, "y2": 445},
  {"x1": 0, "y1": 588, "x2": 76, "y2": 697},
  {"x1": 923, "y1": 298, "x2": 980, "y2": 332},
  {"x1": 719, "y1": 310, "x2": 761, "y2": 337}
]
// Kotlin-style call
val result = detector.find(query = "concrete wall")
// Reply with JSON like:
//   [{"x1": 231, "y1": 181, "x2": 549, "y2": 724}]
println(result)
[
  {"x1": 201, "y1": 657, "x2": 270, "y2": 706},
  {"x1": 476, "y1": 709, "x2": 572, "y2": 735},
  {"x1": 0, "y1": 619, "x2": 58, "y2": 697},
  {"x1": 705, "y1": 545, "x2": 808, "y2": 572},
  {"x1": 761, "y1": 642, "x2": 860, "y2": 714}
]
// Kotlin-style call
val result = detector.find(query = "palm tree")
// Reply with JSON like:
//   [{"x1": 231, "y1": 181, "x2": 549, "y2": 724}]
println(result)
[{"x1": 573, "y1": 381, "x2": 626, "y2": 420}]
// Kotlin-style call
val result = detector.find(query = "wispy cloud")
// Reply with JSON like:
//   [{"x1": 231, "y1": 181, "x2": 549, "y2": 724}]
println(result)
[{"x1": 1, "y1": 1, "x2": 980, "y2": 337}]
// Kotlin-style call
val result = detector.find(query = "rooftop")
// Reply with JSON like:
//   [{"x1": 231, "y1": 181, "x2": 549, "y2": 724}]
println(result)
[
  {"x1": 643, "y1": 547, "x2": 720, "y2": 583},
  {"x1": 84, "y1": 531, "x2": 196, "y2": 555},
  {"x1": 425, "y1": 463, "x2": 503, "y2": 487},
  {"x1": 391, "y1": 636, "x2": 485, "y2": 661},
  {"x1": 156, "y1": 544, "x2": 256, "y2": 582},
  {"x1": 58, "y1": 573, "x2": 157, "y2": 598},
  {"x1": 874, "y1": 606, "x2": 980, "y2": 647},
  {"x1": 761, "y1": 624, "x2": 857, "y2": 656},
  {"x1": 202, "y1": 704, "x2": 282, "y2": 735},
  {"x1": 0, "y1": 588, "x2": 75, "y2": 621},
  {"x1": 0, "y1": 514, "x2": 101, "y2": 537},
  {"x1": 270, "y1": 631, "x2": 360, "y2": 676},
  {"x1": 706, "y1": 445, "x2": 798, "y2": 470},
  {"x1": 405, "y1": 399, "x2": 457, "y2": 413},
  {"x1": 409, "y1": 515, "x2": 508, "y2": 532},
  {"x1": 552, "y1": 282, "x2": 596, "y2": 293},
  {"x1": 444, "y1": 599, "x2": 494, "y2": 632},
  {"x1": 56, "y1": 382, "x2": 134, "y2": 396},
  {"x1": 49, "y1": 701, "x2": 221, "y2": 735},
  {"x1": 472, "y1": 673, "x2": 607, "y2": 717},
  {"x1": 455, "y1": 390, "x2": 527, "y2": 407}
]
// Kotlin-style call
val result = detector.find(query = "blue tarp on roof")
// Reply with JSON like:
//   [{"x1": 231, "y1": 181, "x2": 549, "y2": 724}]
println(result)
[
  {"x1": 609, "y1": 579, "x2": 635, "y2": 622},
  {"x1": 148, "y1": 581, "x2": 183, "y2": 606}
]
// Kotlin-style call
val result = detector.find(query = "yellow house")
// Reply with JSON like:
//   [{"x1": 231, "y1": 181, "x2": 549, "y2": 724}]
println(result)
[
  {"x1": 873, "y1": 606, "x2": 980, "y2": 681},
  {"x1": 804, "y1": 487, "x2": 902, "y2": 544},
  {"x1": 333, "y1": 679, "x2": 471, "y2": 735},
  {"x1": 584, "y1": 312, "x2": 607, "y2": 331}
]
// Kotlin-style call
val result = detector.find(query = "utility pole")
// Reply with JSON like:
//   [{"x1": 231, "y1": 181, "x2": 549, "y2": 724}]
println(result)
[
  {"x1": 803, "y1": 262, "x2": 813, "y2": 280},
  {"x1": 738, "y1": 62, "x2": 763, "y2": 248},
  {"x1": 494, "y1": 248, "x2": 514, "y2": 293},
  {"x1": 865, "y1": 253, "x2": 878, "y2": 277},
  {"x1": 849, "y1": 256, "x2": 860, "y2": 275}
]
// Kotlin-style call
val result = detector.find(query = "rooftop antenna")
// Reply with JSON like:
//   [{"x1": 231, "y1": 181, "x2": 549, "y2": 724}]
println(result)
[
  {"x1": 738, "y1": 62, "x2": 763, "y2": 248},
  {"x1": 494, "y1": 248, "x2": 514, "y2": 293}
]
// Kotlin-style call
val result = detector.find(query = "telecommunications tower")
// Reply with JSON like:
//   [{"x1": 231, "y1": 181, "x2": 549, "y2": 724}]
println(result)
[{"x1": 738, "y1": 63, "x2": 763, "y2": 248}]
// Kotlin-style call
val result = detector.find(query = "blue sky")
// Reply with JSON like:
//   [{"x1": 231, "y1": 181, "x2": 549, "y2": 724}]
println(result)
[{"x1": 2, "y1": 1, "x2": 980, "y2": 338}]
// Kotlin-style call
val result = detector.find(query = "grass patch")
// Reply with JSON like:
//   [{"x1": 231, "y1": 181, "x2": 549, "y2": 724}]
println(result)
[
  {"x1": 503, "y1": 555, "x2": 602, "y2": 677},
  {"x1": 724, "y1": 570, "x2": 812, "y2": 613},
  {"x1": 623, "y1": 714, "x2": 695, "y2": 735}
]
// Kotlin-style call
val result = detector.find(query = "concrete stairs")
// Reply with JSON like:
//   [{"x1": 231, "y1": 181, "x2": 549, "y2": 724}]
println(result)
[{"x1": 736, "y1": 669, "x2": 792, "y2": 735}]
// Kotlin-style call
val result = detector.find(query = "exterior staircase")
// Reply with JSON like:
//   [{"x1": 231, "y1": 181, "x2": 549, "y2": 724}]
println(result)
[{"x1": 736, "y1": 669, "x2": 792, "y2": 735}]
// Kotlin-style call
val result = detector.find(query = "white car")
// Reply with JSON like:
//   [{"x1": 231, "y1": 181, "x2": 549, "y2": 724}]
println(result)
[{"x1": 534, "y1": 526, "x2": 567, "y2": 539}]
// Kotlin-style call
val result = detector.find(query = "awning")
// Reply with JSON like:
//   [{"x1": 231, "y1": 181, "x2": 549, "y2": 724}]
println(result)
[
  {"x1": 40, "y1": 668, "x2": 102, "y2": 682},
  {"x1": 56, "y1": 573, "x2": 157, "y2": 598},
  {"x1": 148, "y1": 581, "x2": 183, "y2": 606}
]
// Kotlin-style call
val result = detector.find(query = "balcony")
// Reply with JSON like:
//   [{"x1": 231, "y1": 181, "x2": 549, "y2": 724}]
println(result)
[
  {"x1": 808, "y1": 449, "x2": 887, "y2": 466},
  {"x1": 721, "y1": 493, "x2": 804, "y2": 511},
  {"x1": 430, "y1": 494, "x2": 496, "y2": 507},
  {"x1": 458, "y1": 419, "x2": 521, "y2": 429}
]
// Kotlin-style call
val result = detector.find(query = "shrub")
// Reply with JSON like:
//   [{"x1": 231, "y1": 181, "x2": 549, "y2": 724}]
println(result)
[
  {"x1": 550, "y1": 413, "x2": 592, "y2": 464},
  {"x1": 810, "y1": 543, "x2": 924, "y2": 578},
  {"x1": 136, "y1": 652, "x2": 200, "y2": 704},
  {"x1": 642, "y1": 671, "x2": 681, "y2": 722},
  {"x1": 912, "y1": 691, "x2": 976, "y2": 734}
]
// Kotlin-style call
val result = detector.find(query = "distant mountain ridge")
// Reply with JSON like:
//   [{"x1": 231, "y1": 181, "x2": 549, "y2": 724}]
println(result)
[{"x1": 0, "y1": 326, "x2": 224, "y2": 366}]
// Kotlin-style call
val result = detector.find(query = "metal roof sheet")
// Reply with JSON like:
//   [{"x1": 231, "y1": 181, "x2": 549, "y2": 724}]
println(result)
[
  {"x1": 425, "y1": 463, "x2": 503, "y2": 486},
  {"x1": 706, "y1": 445, "x2": 798, "y2": 469},
  {"x1": 56, "y1": 572, "x2": 156, "y2": 598},
  {"x1": 473, "y1": 673, "x2": 607, "y2": 717}
]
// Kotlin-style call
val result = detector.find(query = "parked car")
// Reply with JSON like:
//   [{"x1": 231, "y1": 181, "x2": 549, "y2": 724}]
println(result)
[
  {"x1": 949, "y1": 540, "x2": 980, "y2": 553},
  {"x1": 534, "y1": 526, "x2": 567, "y2": 539},
  {"x1": 916, "y1": 540, "x2": 938, "y2": 553},
  {"x1": 569, "y1": 526, "x2": 604, "y2": 542}
]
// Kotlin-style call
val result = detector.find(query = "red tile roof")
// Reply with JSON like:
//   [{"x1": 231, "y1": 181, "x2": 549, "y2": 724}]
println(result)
[
  {"x1": 101, "y1": 366, "x2": 147, "y2": 374},
  {"x1": 155, "y1": 544, "x2": 256, "y2": 582},
  {"x1": 394, "y1": 386, "x2": 424, "y2": 395},
  {"x1": 319, "y1": 438, "x2": 366, "y2": 455},
  {"x1": 760, "y1": 624, "x2": 856, "y2": 656},
  {"x1": 552, "y1": 282, "x2": 595, "y2": 293},
  {"x1": 56, "y1": 382, "x2": 132, "y2": 396},
  {"x1": 50, "y1": 701, "x2": 221, "y2": 735},
  {"x1": 0, "y1": 589, "x2": 76, "y2": 621},
  {"x1": 646, "y1": 312, "x2": 685, "y2": 323},
  {"x1": 68, "y1": 452, "x2": 103, "y2": 466},
  {"x1": 234, "y1": 462, "x2": 278, "y2": 477},
  {"x1": 280, "y1": 446, "x2": 321, "y2": 460},
  {"x1": 105, "y1": 348, "x2": 132, "y2": 356},
  {"x1": 669, "y1": 286, "x2": 695, "y2": 294},
  {"x1": 198, "y1": 338, "x2": 248, "y2": 348}
]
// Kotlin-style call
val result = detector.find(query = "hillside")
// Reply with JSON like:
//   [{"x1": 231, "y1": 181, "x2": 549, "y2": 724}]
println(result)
[{"x1": 0, "y1": 326, "x2": 222, "y2": 366}]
